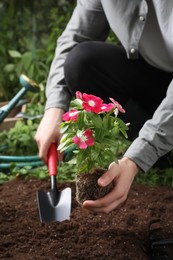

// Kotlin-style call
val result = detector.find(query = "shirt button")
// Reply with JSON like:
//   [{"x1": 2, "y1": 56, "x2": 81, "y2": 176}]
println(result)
[
  {"x1": 139, "y1": 15, "x2": 145, "y2": 21},
  {"x1": 130, "y1": 48, "x2": 136, "y2": 54}
]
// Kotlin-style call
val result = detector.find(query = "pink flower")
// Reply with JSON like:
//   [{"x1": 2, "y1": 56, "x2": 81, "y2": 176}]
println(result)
[
  {"x1": 63, "y1": 109, "x2": 79, "y2": 122},
  {"x1": 101, "y1": 103, "x2": 115, "y2": 112},
  {"x1": 109, "y1": 98, "x2": 125, "y2": 114},
  {"x1": 82, "y1": 93, "x2": 103, "y2": 114},
  {"x1": 75, "y1": 91, "x2": 82, "y2": 99},
  {"x1": 72, "y1": 129, "x2": 94, "y2": 149}
]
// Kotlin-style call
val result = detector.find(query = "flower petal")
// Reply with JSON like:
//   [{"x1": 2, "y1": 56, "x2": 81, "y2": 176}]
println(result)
[
  {"x1": 101, "y1": 103, "x2": 114, "y2": 112},
  {"x1": 86, "y1": 137, "x2": 95, "y2": 146},
  {"x1": 63, "y1": 109, "x2": 79, "y2": 122},
  {"x1": 79, "y1": 142, "x2": 87, "y2": 149},
  {"x1": 76, "y1": 91, "x2": 83, "y2": 99},
  {"x1": 109, "y1": 97, "x2": 125, "y2": 113},
  {"x1": 84, "y1": 129, "x2": 93, "y2": 137},
  {"x1": 82, "y1": 93, "x2": 103, "y2": 113},
  {"x1": 72, "y1": 135, "x2": 81, "y2": 144}
]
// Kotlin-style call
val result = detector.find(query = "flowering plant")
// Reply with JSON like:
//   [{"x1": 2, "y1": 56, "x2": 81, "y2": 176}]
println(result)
[{"x1": 58, "y1": 91, "x2": 128, "y2": 174}]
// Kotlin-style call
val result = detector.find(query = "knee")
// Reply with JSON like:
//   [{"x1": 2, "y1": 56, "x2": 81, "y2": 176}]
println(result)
[
  {"x1": 64, "y1": 42, "x2": 94, "y2": 74},
  {"x1": 64, "y1": 42, "x2": 95, "y2": 92}
]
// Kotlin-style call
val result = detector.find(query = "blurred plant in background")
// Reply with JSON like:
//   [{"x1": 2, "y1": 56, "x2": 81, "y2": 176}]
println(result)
[
  {"x1": 0, "y1": 0, "x2": 75, "y2": 101},
  {"x1": 0, "y1": 0, "x2": 77, "y2": 181}
]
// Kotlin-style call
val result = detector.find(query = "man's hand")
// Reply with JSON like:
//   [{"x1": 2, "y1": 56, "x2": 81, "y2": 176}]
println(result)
[
  {"x1": 83, "y1": 157, "x2": 139, "y2": 213},
  {"x1": 34, "y1": 107, "x2": 64, "y2": 163}
]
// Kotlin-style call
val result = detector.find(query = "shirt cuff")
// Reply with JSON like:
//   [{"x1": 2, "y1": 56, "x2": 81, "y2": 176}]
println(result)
[
  {"x1": 45, "y1": 89, "x2": 72, "y2": 112},
  {"x1": 124, "y1": 138, "x2": 159, "y2": 172}
]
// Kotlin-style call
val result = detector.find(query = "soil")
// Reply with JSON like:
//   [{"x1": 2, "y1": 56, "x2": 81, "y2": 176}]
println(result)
[
  {"x1": 75, "y1": 169, "x2": 114, "y2": 205},
  {"x1": 1, "y1": 177, "x2": 173, "y2": 260}
]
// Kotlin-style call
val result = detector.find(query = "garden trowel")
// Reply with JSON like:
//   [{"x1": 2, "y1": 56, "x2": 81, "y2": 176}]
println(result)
[
  {"x1": 0, "y1": 74, "x2": 40, "y2": 124},
  {"x1": 36, "y1": 143, "x2": 71, "y2": 222}
]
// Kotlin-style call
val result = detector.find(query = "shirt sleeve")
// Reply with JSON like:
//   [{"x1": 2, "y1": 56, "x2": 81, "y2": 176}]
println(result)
[
  {"x1": 45, "y1": 0, "x2": 110, "y2": 111},
  {"x1": 124, "y1": 79, "x2": 173, "y2": 172}
]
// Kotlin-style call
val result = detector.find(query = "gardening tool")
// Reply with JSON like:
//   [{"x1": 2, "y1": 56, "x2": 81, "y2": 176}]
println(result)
[
  {"x1": 0, "y1": 74, "x2": 40, "y2": 124},
  {"x1": 0, "y1": 74, "x2": 43, "y2": 171},
  {"x1": 149, "y1": 218, "x2": 173, "y2": 259},
  {"x1": 16, "y1": 112, "x2": 43, "y2": 120},
  {"x1": 36, "y1": 143, "x2": 72, "y2": 222}
]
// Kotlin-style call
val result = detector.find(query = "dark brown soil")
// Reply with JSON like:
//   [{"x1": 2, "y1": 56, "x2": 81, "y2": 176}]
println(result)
[
  {"x1": 1, "y1": 177, "x2": 173, "y2": 260},
  {"x1": 75, "y1": 169, "x2": 114, "y2": 205}
]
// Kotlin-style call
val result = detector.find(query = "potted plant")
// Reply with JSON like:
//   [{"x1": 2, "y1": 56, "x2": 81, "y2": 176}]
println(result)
[{"x1": 58, "y1": 91, "x2": 129, "y2": 205}]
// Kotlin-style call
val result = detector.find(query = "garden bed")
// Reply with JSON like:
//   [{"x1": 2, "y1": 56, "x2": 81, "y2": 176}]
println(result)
[{"x1": 0, "y1": 177, "x2": 173, "y2": 259}]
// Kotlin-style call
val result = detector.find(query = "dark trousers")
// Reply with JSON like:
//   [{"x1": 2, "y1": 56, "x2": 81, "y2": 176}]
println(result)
[{"x1": 64, "y1": 41, "x2": 173, "y2": 139}]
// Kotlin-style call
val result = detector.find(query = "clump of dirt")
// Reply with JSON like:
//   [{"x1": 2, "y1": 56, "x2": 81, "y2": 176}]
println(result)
[
  {"x1": 0, "y1": 177, "x2": 173, "y2": 260},
  {"x1": 75, "y1": 168, "x2": 114, "y2": 205}
]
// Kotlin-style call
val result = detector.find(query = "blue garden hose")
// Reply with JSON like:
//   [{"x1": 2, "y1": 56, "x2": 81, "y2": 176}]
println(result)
[
  {"x1": 0, "y1": 148, "x2": 75, "y2": 170},
  {"x1": 0, "y1": 161, "x2": 44, "y2": 170},
  {"x1": 0, "y1": 155, "x2": 44, "y2": 170},
  {"x1": 0, "y1": 74, "x2": 42, "y2": 171},
  {"x1": 0, "y1": 145, "x2": 75, "y2": 171},
  {"x1": 0, "y1": 155, "x2": 41, "y2": 162}
]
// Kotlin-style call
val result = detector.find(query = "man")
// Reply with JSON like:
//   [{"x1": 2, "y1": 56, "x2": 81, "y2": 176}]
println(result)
[{"x1": 35, "y1": 0, "x2": 173, "y2": 213}]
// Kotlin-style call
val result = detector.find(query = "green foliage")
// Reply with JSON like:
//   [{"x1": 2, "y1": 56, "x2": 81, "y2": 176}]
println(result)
[
  {"x1": 135, "y1": 168, "x2": 173, "y2": 188},
  {"x1": 0, "y1": 120, "x2": 39, "y2": 156},
  {"x1": 107, "y1": 29, "x2": 118, "y2": 43},
  {"x1": 4, "y1": 49, "x2": 49, "y2": 88},
  {"x1": 0, "y1": 165, "x2": 48, "y2": 185},
  {"x1": 0, "y1": 0, "x2": 75, "y2": 100},
  {"x1": 0, "y1": 161, "x2": 76, "y2": 185},
  {"x1": 0, "y1": 172, "x2": 13, "y2": 184}
]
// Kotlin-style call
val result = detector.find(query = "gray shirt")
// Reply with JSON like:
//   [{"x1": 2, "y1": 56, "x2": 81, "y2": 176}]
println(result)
[
  {"x1": 45, "y1": 0, "x2": 173, "y2": 172},
  {"x1": 139, "y1": 0, "x2": 173, "y2": 72}
]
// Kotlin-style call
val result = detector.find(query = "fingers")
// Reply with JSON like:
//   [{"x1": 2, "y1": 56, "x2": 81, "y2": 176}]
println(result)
[
  {"x1": 35, "y1": 138, "x2": 49, "y2": 163},
  {"x1": 35, "y1": 124, "x2": 59, "y2": 163},
  {"x1": 83, "y1": 160, "x2": 137, "y2": 214},
  {"x1": 34, "y1": 108, "x2": 64, "y2": 163},
  {"x1": 97, "y1": 162, "x2": 119, "y2": 187},
  {"x1": 83, "y1": 162, "x2": 124, "y2": 213},
  {"x1": 83, "y1": 184, "x2": 127, "y2": 214},
  {"x1": 35, "y1": 127, "x2": 55, "y2": 163}
]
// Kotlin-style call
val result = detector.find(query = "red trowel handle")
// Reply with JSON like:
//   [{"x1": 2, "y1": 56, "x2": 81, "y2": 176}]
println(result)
[{"x1": 47, "y1": 143, "x2": 57, "y2": 176}]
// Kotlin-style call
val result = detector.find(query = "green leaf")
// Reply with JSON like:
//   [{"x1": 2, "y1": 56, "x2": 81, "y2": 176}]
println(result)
[
  {"x1": 59, "y1": 133, "x2": 69, "y2": 143},
  {"x1": 101, "y1": 138, "x2": 115, "y2": 146},
  {"x1": 70, "y1": 99, "x2": 82, "y2": 109},
  {"x1": 58, "y1": 137, "x2": 73, "y2": 151},
  {"x1": 8, "y1": 50, "x2": 22, "y2": 58},
  {"x1": 119, "y1": 128, "x2": 128, "y2": 139},
  {"x1": 76, "y1": 149, "x2": 89, "y2": 172},
  {"x1": 94, "y1": 127, "x2": 106, "y2": 142},
  {"x1": 63, "y1": 144, "x2": 77, "y2": 162},
  {"x1": 20, "y1": 52, "x2": 33, "y2": 70},
  {"x1": 60, "y1": 123, "x2": 69, "y2": 133},
  {"x1": 4, "y1": 63, "x2": 15, "y2": 72},
  {"x1": 115, "y1": 117, "x2": 129, "y2": 138},
  {"x1": 109, "y1": 126, "x2": 119, "y2": 137},
  {"x1": 77, "y1": 111, "x2": 85, "y2": 129},
  {"x1": 103, "y1": 115, "x2": 110, "y2": 129},
  {"x1": 88, "y1": 113, "x2": 102, "y2": 128},
  {"x1": 116, "y1": 117, "x2": 129, "y2": 130}
]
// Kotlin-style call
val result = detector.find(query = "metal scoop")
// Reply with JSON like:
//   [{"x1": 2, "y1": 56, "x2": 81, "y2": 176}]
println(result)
[{"x1": 36, "y1": 143, "x2": 72, "y2": 222}]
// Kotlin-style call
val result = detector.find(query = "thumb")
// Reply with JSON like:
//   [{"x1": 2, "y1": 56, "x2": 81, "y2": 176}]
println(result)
[{"x1": 98, "y1": 162, "x2": 119, "y2": 187}]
